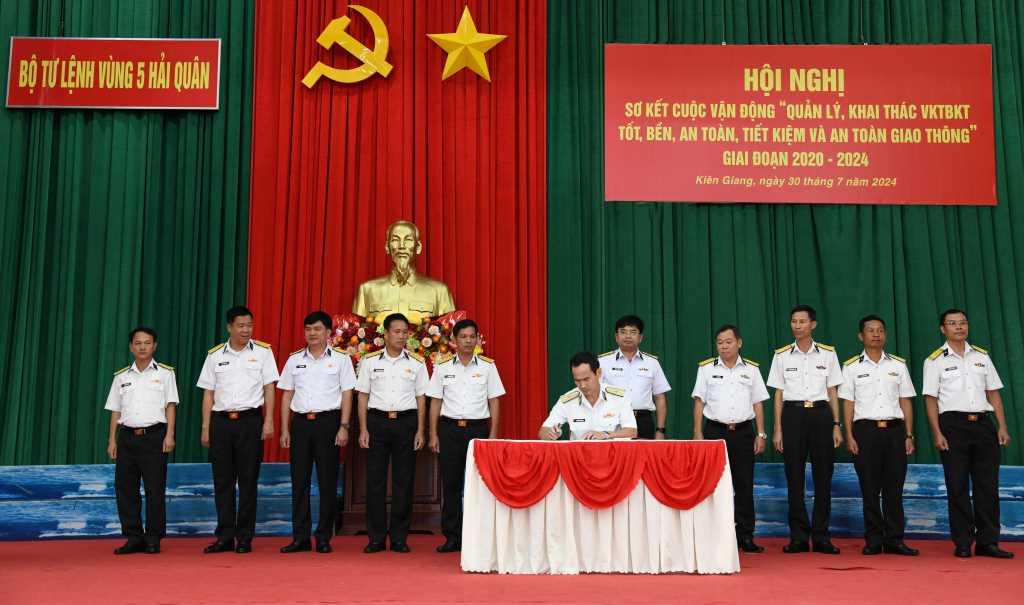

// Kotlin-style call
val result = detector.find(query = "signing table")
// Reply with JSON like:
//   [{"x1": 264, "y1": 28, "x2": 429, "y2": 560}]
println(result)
[{"x1": 461, "y1": 439, "x2": 739, "y2": 575}]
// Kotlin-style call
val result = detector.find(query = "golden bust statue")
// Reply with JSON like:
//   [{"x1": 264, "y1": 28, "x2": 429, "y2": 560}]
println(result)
[{"x1": 352, "y1": 220, "x2": 455, "y2": 324}]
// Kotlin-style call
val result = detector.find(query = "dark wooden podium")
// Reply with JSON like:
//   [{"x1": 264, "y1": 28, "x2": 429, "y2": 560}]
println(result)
[{"x1": 338, "y1": 414, "x2": 441, "y2": 534}]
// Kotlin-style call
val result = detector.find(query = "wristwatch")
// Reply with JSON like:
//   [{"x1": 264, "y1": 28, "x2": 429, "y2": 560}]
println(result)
[
  {"x1": 340, "y1": 422, "x2": 350, "y2": 430},
  {"x1": 655, "y1": 427, "x2": 667, "y2": 434},
  {"x1": 905, "y1": 434, "x2": 915, "y2": 440},
  {"x1": 756, "y1": 432, "x2": 767, "y2": 440},
  {"x1": 832, "y1": 421, "x2": 842, "y2": 428}
]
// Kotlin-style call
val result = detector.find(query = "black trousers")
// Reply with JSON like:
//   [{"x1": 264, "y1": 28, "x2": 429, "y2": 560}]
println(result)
[
  {"x1": 704, "y1": 419, "x2": 756, "y2": 541},
  {"x1": 210, "y1": 410, "x2": 263, "y2": 543},
  {"x1": 781, "y1": 405, "x2": 834, "y2": 542},
  {"x1": 115, "y1": 424, "x2": 168, "y2": 545},
  {"x1": 289, "y1": 410, "x2": 341, "y2": 544},
  {"x1": 438, "y1": 418, "x2": 489, "y2": 541},
  {"x1": 939, "y1": 412, "x2": 1002, "y2": 548},
  {"x1": 634, "y1": 410, "x2": 656, "y2": 439},
  {"x1": 366, "y1": 410, "x2": 417, "y2": 544},
  {"x1": 852, "y1": 420, "x2": 908, "y2": 547}
]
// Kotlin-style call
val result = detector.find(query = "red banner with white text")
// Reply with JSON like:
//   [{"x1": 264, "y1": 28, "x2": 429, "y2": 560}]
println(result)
[
  {"x1": 605, "y1": 44, "x2": 995, "y2": 205},
  {"x1": 6, "y1": 37, "x2": 220, "y2": 109}
]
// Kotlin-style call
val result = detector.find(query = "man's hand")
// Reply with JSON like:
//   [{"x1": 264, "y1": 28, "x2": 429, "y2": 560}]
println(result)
[
  {"x1": 280, "y1": 431, "x2": 291, "y2": 449},
  {"x1": 905, "y1": 436, "x2": 915, "y2": 455},
  {"x1": 754, "y1": 435, "x2": 765, "y2": 455},
  {"x1": 847, "y1": 434, "x2": 859, "y2": 455},
  {"x1": 201, "y1": 426, "x2": 210, "y2": 448},
  {"x1": 162, "y1": 434, "x2": 175, "y2": 454},
  {"x1": 107, "y1": 441, "x2": 117, "y2": 460},
  {"x1": 335, "y1": 427, "x2": 349, "y2": 447},
  {"x1": 998, "y1": 428, "x2": 1011, "y2": 446},
  {"x1": 414, "y1": 431, "x2": 425, "y2": 451},
  {"x1": 262, "y1": 420, "x2": 274, "y2": 441},
  {"x1": 933, "y1": 432, "x2": 949, "y2": 451},
  {"x1": 429, "y1": 433, "x2": 440, "y2": 454},
  {"x1": 540, "y1": 425, "x2": 561, "y2": 440},
  {"x1": 582, "y1": 431, "x2": 610, "y2": 440},
  {"x1": 692, "y1": 430, "x2": 704, "y2": 440},
  {"x1": 832, "y1": 425, "x2": 843, "y2": 448},
  {"x1": 359, "y1": 430, "x2": 370, "y2": 449},
  {"x1": 773, "y1": 429, "x2": 783, "y2": 453}
]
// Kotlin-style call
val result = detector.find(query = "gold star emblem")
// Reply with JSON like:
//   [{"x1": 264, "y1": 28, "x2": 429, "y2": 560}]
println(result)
[{"x1": 427, "y1": 6, "x2": 506, "y2": 81}]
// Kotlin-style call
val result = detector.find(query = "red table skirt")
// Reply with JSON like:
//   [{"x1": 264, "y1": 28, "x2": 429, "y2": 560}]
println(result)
[{"x1": 472, "y1": 440, "x2": 726, "y2": 510}]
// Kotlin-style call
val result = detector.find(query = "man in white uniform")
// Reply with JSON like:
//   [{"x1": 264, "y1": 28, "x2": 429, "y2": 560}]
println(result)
[{"x1": 540, "y1": 352, "x2": 637, "y2": 441}]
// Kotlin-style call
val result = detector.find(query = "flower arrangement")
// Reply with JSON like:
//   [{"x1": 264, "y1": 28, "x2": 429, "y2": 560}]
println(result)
[{"x1": 331, "y1": 310, "x2": 483, "y2": 372}]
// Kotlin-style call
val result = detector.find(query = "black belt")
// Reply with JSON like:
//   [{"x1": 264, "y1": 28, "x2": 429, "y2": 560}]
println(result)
[
  {"x1": 295, "y1": 409, "x2": 340, "y2": 420},
  {"x1": 633, "y1": 409, "x2": 654, "y2": 417},
  {"x1": 440, "y1": 416, "x2": 489, "y2": 427},
  {"x1": 368, "y1": 408, "x2": 416, "y2": 419},
  {"x1": 941, "y1": 411, "x2": 991, "y2": 422},
  {"x1": 213, "y1": 408, "x2": 261, "y2": 419},
  {"x1": 854, "y1": 418, "x2": 904, "y2": 428},
  {"x1": 121, "y1": 422, "x2": 166, "y2": 435},
  {"x1": 783, "y1": 400, "x2": 829, "y2": 409},
  {"x1": 705, "y1": 418, "x2": 752, "y2": 431}
]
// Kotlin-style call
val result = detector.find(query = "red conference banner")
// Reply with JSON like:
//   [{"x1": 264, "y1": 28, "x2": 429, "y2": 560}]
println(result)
[
  {"x1": 6, "y1": 37, "x2": 220, "y2": 110},
  {"x1": 605, "y1": 44, "x2": 995, "y2": 205}
]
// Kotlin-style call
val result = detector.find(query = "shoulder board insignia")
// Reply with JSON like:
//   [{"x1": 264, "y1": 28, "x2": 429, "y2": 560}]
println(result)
[
  {"x1": 362, "y1": 350, "x2": 383, "y2": 359},
  {"x1": 775, "y1": 344, "x2": 792, "y2": 354},
  {"x1": 208, "y1": 343, "x2": 225, "y2": 355},
  {"x1": 437, "y1": 354, "x2": 454, "y2": 365},
  {"x1": 604, "y1": 386, "x2": 626, "y2": 397},
  {"x1": 253, "y1": 340, "x2": 272, "y2": 349},
  {"x1": 113, "y1": 365, "x2": 130, "y2": 376},
  {"x1": 642, "y1": 351, "x2": 659, "y2": 360},
  {"x1": 971, "y1": 345, "x2": 988, "y2": 355},
  {"x1": 477, "y1": 354, "x2": 494, "y2": 364},
  {"x1": 332, "y1": 347, "x2": 348, "y2": 355},
  {"x1": 843, "y1": 355, "x2": 860, "y2": 367},
  {"x1": 558, "y1": 390, "x2": 582, "y2": 404},
  {"x1": 408, "y1": 351, "x2": 425, "y2": 363},
  {"x1": 927, "y1": 347, "x2": 944, "y2": 361},
  {"x1": 817, "y1": 343, "x2": 835, "y2": 351},
  {"x1": 598, "y1": 350, "x2": 616, "y2": 358},
  {"x1": 698, "y1": 357, "x2": 716, "y2": 367},
  {"x1": 157, "y1": 362, "x2": 175, "y2": 371},
  {"x1": 743, "y1": 357, "x2": 760, "y2": 367},
  {"x1": 290, "y1": 348, "x2": 305, "y2": 357},
  {"x1": 889, "y1": 354, "x2": 906, "y2": 364}
]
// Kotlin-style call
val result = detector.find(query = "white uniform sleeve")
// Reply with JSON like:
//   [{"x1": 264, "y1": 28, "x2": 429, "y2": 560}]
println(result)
[
  {"x1": 339, "y1": 355, "x2": 357, "y2": 392},
  {"x1": 425, "y1": 362, "x2": 444, "y2": 400},
  {"x1": 898, "y1": 362, "x2": 916, "y2": 398},
  {"x1": 751, "y1": 366, "x2": 770, "y2": 403},
  {"x1": 355, "y1": 357, "x2": 372, "y2": 394},
  {"x1": 985, "y1": 357, "x2": 1004, "y2": 391},
  {"x1": 196, "y1": 354, "x2": 217, "y2": 390},
  {"x1": 837, "y1": 364, "x2": 855, "y2": 402},
  {"x1": 278, "y1": 357, "x2": 295, "y2": 391},
  {"x1": 165, "y1": 370, "x2": 180, "y2": 405},
  {"x1": 690, "y1": 365, "x2": 707, "y2": 401},
  {"x1": 766, "y1": 353, "x2": 785, "y2": 390},
  {"x1": 651, "y1": 360, "x2": 671, "y2": 395},
  {"x1": 618, "y1": 399, "x2": 638, "y2": 429},
  {"x1": 104, "y1": 375, "x2": 122, "y2": 412},
  {"x1": 921, "y1": 358, "x2": 940, "y2": 397},
  {"x1": 262, "y1": 348, "x2": 280, "y2": 385},
  {"x1": 414, "y1": 362, "x2": 429, "y2": 396},
  {"x1": 826, "y1": 350, "x2": 844, "y2": 388},
  {"x1": 487, "y1": 364, "x2": 506, "y2": 398},
  {"x1": 541, "y1": 402, "x2": 568, "y2": 427}
]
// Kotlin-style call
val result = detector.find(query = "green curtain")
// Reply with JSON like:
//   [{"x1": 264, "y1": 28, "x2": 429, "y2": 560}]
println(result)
[
  {"x1": 0, "y1": 0, "x2": 253, "y2": 464},
  {"x1": 548, "y1": 0, "x2": 1024, "y2": 464}
]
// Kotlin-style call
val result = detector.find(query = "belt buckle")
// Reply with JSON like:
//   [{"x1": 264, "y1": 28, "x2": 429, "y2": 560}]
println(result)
[
  {"x1": 967, "y1": 414, "x2": 979, "y2": 422},
  {"x1": 133, "y1": 428, "x2": 146, "y2": 436},
  {"x1": 228, "y1": 411, "x2": 240, "y2": 420},
  {"x1": 457, "y1": 420, "x2": 468, "y2": 428},
  {"x1": 803, "y1": 401, "x2": 814, "y2": 409},
  {"x1": 306, "y1": 413, "x2": 317, "y2": 420},
  {"x1": 877, "y1": 420, "x2": 888, "y2": 428},
  {"x1": 727, "y1": 423, "x2": 736, "y2": 431},
  {"x1": 387, "y1": 411, "x2": 398, "y2": 420}
]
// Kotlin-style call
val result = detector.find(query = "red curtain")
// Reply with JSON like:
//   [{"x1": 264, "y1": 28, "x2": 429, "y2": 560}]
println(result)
[
  {"x1": 248, "y1": 0, "x2": 547, "y2": 460},
  {"x1": 473, "y1": 441, "x2": 727, "y2": 510}
]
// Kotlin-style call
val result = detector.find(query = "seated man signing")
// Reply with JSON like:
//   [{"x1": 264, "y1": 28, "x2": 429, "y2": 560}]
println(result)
[{"x1": 539, "y1": 352, "x2": 638, "y2": 440}]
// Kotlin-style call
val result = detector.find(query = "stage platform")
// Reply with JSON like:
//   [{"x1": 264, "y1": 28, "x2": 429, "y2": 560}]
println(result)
[{"x1": 0, "y1": 536, "x2": 1020, "y2": 604}]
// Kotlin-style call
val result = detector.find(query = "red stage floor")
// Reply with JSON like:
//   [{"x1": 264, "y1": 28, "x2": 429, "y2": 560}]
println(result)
[{"x1": 0, "y1": 537, "x2": 1019, "y2": 604}]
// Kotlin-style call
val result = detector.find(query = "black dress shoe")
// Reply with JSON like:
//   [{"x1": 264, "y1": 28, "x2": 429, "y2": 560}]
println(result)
[
  {"x1": 235, "y1": 542, "x2": 252, "y2": 554},
  {"x1": 390, "y1": 541, "x2": 411, "y2": 553},
  {"x1": 316, "y1": 542, "x2": 332, "y2": 554},
  {"x1": 976, "y1": 544, "x2": 1014, "y2": 559},
  {"x1": 203, "y1": 540, "x2": 234, "y2": 554},
  {"x1": 954, "y1": 545, "x2": 972, "y2": 558},
  {"x1": 782, "y1": 541, "x2": 810, "y2": 553},
  {"x1": 737, "y1": 538, "x2": 764, "y2": 553},
  {"x1": 436, "y1": 540, "x2": 461, "y2": 553},
  {"x1": 280, "y1": 541, "x2": 311, "y2": 554},
  {"x1": 883, "y1": 542, "x2": 919, "y2": 556},
  {"x1": 144, "y1": 543, "x2": 160, "y2": 554},
  {"x1": 812, "y1": 541, "x2": 841, "y2": 555},
  {"x1": 113, "y1": 541, "x2": 145, "y2": 555},
  {"x1": 363, "y1": 541, "x2": 386, "y2": 554},
  {"x1": 862, "y1": 544, "x2": 883, "y2": 555}
]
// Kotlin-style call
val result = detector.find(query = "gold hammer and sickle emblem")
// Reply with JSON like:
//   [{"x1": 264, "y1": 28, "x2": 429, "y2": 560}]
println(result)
[{"x1": 301, "y1": 4, "x2": 393, "y2": 87}]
